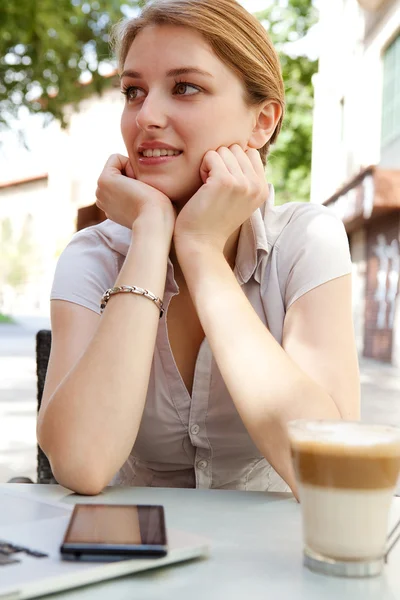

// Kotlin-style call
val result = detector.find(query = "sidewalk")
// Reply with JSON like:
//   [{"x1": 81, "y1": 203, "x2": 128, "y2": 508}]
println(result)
[
  {"x1": 360, "y1": 357, "x2": 400, "y2": 427},
  {"x1": 0, "y1": 316, "x2": 50, "y2": 483},
  {"x1": 0, "y1": 318, "x2": 399, "y2": 483}
]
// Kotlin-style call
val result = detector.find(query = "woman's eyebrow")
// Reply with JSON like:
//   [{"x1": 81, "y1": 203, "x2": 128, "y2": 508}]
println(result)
[
  {"x1": 120, "y1": 67, "x2": 214, "y2": 79},
  {"x1": 166, "y1": 67, "x2": 214, "y2": 78}
]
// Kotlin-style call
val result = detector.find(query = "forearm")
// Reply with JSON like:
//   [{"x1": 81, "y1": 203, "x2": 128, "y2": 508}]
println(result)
[
  {"x1": 39, "y1": 228, "x2": 170, "y2": 494},
  {"x1": 178, "y1": 245, "x2": 340, "y2": 494}
]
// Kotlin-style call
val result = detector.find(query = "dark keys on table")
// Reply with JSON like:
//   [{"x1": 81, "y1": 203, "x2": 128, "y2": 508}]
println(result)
[{"x1": 0, "y1": 540, "x2": 48, "y2": 565}]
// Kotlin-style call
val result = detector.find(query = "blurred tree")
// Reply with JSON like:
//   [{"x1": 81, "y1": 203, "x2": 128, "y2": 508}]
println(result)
[
  {"x1": 256, "y1": 0, "x2": 318, "y2": 203},
  {"x1": 0, "y1": 0, "x2": 145, "y2": 128}
]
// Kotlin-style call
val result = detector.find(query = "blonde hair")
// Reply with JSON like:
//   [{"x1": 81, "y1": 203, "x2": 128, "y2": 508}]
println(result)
[{"x1": 111, "y1": 0, "x2": 285, "y2": 165}]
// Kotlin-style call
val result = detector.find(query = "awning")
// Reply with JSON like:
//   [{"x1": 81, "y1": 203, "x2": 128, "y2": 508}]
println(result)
[{"x1": 323, "y1": 166, "x2": 400, "y2": 233}]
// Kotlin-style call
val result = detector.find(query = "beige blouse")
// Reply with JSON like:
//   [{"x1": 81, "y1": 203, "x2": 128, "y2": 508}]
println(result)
[{"x1": 51, "y1": 188, "x2": 352, "y2": 492}]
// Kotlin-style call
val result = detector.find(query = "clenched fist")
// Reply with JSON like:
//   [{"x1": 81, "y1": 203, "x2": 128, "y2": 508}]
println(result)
[{"x1": 95, "y1": 154, "x2": 176, "y2": 238}]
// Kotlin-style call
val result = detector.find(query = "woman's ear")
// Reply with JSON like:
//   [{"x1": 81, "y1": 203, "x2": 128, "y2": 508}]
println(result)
[{"x1": 248, "y1": 100, "x2": 282, "y2": 150}]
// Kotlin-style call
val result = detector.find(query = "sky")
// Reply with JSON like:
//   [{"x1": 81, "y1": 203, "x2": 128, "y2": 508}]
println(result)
[{"x1": 240, "y1": 0, "x2": 274, "y2": 11}]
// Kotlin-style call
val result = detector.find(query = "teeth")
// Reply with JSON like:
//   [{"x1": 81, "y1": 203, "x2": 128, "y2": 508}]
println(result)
[{"x1": 141, "y1": 149, "x2": 181, "y2": 157}]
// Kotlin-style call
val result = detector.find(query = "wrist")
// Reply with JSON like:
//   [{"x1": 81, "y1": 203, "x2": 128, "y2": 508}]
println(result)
[
  {"x1": 132, "y1": 214, "x2": 174, "y2": 248},
  {"x1": 174, "y1": 234, "x2": 223, "y2": 261},
  {"x1": 130, "y1": 225, "x2": 172, "y2": 258},
  {"x1": 175, "y1": 237, "x2": 225, "y2": 272}
]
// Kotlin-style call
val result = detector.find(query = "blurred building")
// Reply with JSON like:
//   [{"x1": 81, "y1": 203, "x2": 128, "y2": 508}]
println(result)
[
  {"x1": 311, "y1": 0, "x2": 400, "y2": 366},
  {"x1": 0, "y1": 174, "x2": 51, "y2": 314},
  {"x1": 0, "y1": 85, "x2": 122, "y2": 316}
]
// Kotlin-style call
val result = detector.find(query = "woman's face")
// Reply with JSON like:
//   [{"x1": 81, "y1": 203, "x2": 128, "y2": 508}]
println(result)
[{"x1": 120, "y1": 25, "x2": 259, "y2": 205}]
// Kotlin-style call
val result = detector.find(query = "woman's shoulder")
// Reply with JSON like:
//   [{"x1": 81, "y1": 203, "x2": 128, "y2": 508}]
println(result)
[
  {"x1": 65, "y1": 219, "x2": 132, "y2": 257},
  {"x1": 51, "y1": 220, "x2": 132, "y2": 314},
  {"x1": 259, "y1": 200, "x2": 351, "y2": 310},
  {"x1": 262, "y1": 200, "x2": 345, "y2": 251}
]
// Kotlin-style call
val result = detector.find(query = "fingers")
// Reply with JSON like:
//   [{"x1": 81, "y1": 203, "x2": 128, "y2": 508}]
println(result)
[
  {"x1": 230, "y1": 145, "x2": 268, "y2": 201},
  {"x1": 201, "y1": 146, "x2": 255, "y2": 184},
  {"x1": 103, "y1": 153, "x2": 130, "y2": 176},
  {"x1": 244, "y1": 147, "x2": 266, "y2": 180},
  {"x1": 96, "y1": 154, "x2": 129, "y2": 212},
  {"x1": 216, "y1": 146, "x2": 244, "y2": 179},
  {"x1": 199, "y1": 145, "x2": 267, "y2": 208},
  {"x1": 213, "y1": 144, "x2": 265, "y2": 181},
  {"x1": 199, "y1": 150, "x2": 226, "y2": 184},
  {"x1": 229, "y1": 145, "x2": 264, "y2": 180}
]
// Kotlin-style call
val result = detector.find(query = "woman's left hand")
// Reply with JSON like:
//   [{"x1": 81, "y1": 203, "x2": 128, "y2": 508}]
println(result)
[{"x1": 174, "y1": 144, "x2": 268, "y2": 254}]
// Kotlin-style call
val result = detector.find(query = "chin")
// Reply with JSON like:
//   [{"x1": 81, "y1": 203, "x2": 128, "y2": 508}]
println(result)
[{"x1": 139, "y1": 175, "x2": 202, "y2": 205}]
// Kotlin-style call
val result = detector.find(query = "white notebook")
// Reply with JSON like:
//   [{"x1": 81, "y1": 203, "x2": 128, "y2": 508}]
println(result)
[{"x1": 0, "y1": 491, "x2": 209, "y2": 600}]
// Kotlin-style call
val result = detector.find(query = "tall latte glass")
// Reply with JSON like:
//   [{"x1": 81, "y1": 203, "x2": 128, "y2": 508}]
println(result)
[{"x1": 288, "y1": 420, "x2": 400, "y2": 577}]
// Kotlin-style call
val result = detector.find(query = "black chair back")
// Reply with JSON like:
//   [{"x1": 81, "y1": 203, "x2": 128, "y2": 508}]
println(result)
[{"x1": 36, "y1": 330, "x2": 57, "y2": 484}]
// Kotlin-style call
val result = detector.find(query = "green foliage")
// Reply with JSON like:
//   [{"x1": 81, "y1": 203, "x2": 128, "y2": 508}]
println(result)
[
  {"x1": 255, "y1": 0, "x2": 318, "y2": 204},
  {"x1": 267, "y1": 53, "x2": 317, "y2": 204},
  {"x1": 0, "y1": 0, "x2": 141, "y2": 127},
  {"x1": 0, "y1": 313, "x2": 15, "y2": 323}
]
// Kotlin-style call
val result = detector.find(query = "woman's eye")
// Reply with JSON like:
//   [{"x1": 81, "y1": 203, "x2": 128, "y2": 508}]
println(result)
[
  {"x1": 174, "y1": 82, "x2": 200, "y2": 96},
  {"x1": 122, "y1": 87, "x2": 145, "y2": 102}
]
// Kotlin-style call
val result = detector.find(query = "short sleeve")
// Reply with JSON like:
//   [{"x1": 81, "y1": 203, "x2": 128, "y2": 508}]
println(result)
[
  {"x1": 50, "y1": 228, "x2": 119, "y2": 315},
  {"x1": 278, "y1": 205, "x2": 352, "y2": 310}
]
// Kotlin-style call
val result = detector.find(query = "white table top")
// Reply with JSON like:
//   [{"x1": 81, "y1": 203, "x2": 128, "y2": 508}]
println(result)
[{"x1": 2, "y1": 483, "x2": 400, "y2": 600}]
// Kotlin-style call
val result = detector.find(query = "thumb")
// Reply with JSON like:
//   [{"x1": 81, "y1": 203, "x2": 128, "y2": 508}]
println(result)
[
  {"x1": 125, "y1": 161, "x2": 136, "y2": 180},
  {"x1": 104, "y1": 153, "x2": 130, "y2": 177}
]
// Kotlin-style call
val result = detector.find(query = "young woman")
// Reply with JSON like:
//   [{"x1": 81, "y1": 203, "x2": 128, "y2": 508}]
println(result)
[{"x1": 37, "y1": 0, "x2": 360, "y2": 497}]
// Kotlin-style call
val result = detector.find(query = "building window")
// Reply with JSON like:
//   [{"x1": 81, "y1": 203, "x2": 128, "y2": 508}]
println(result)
[{"x1": 381, "y1": 33, "x2": 400, "y2": 150}]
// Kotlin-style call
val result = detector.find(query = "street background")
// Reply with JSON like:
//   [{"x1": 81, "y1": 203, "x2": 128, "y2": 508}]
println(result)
[
  {"x1": 1, "y1": 0, "x2": 400, "y2": 488},
  {"x1": 1, "y1": 317, "x2": 400, "y2": 484},
  {"x1": 0, "y1": 0, "x2": 327, "y2": 486}
]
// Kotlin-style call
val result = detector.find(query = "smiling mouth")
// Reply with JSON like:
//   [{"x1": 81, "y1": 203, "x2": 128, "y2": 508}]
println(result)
[{"x1": 139, "y1": 149, "x2": 182, "y2": 158}]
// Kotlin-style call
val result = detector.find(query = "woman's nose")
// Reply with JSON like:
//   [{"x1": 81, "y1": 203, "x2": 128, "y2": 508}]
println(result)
[{"x1": 135, "y1": 93, "x2": 168, "y2": 131}]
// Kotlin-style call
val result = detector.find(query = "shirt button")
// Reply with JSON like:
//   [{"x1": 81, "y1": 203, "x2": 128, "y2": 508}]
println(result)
[
  {"x1": 190, "y1": 424, "x2": 200, "y2": 435},
  {"x1": 197, "y1": 460, "x2": 208, "y2": 470}
]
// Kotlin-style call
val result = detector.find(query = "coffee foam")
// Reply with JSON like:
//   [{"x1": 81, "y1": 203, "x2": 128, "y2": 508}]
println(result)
[
  {"x1": 289, "y1": 421, "x2": 400, "y2": 455},
  {"x1": 289, "y1": 421, "x2": 400, "y2": 489},
  {"x1": 290, "y1": 438, "x2": 400, "y2": 458}
]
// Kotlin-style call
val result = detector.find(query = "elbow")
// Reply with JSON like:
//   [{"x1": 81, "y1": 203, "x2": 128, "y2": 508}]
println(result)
[
  {"x1": 51, "y1": 459, "x2": 110, "y2": 496},
  {"x1": 37, "y1": 432, "x2": 110, "y2": 496}
]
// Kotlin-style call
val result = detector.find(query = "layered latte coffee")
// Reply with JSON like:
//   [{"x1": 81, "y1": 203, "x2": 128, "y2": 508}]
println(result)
[{"x1": 288, "y1": 421, "x2": 400, "y2": 564}]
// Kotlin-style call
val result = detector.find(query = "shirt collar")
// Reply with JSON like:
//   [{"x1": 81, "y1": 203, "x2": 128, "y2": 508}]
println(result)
[
  {"x1": 234, "y1": 184, "x2": 273, "y2": 285},
  {"x1": 95, "y1": 184, "x2": 273, "y2": 288}
]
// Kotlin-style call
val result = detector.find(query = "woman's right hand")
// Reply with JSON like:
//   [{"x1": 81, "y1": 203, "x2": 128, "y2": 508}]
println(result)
[{"x1": 95, "y1": 154, "x2": 176, "y2": 238}]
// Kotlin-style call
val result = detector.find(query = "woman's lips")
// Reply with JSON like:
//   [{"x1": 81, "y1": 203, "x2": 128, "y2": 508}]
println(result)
[
  {"x1": 138, "y1": 152, "x2": 183, "y2": 166},
  {"x1": 140, "y1": 148, "x2": 181, "y2": 157}
]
